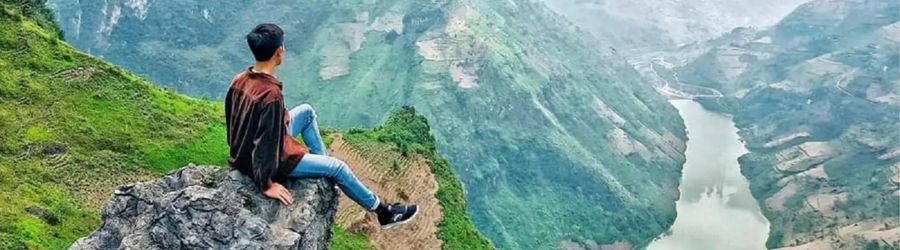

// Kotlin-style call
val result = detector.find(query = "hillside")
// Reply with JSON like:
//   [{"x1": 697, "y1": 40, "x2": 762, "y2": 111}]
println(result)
[
  {"x1": 332, "y1": 106, "x2": 492, "y2": 250},
  {"x1": 664, "y1": 0, "x2": 900, "y2": 248},
  {"x1": 48, "y1": 1, "x2": 688, "y2": 248},
  {"x1": 0, "y1": 1, "x2": 490, "y2": 249},
  {"x1": 0, "y1": 1, "x2": 228, "y2": 248}
]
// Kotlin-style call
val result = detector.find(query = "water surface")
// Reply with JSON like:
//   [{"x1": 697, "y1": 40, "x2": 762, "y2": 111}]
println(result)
[{"x1": 648, "y1": 100, "x2": 769, "y2": 250}]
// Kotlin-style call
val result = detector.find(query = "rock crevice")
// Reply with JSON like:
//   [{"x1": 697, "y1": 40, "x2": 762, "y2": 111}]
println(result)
[{"x1": 70, "y1": 165, "x2": 338, "y2": 250}]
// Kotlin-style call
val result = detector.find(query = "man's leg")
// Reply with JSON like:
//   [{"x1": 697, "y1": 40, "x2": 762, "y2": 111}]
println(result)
[
  {"x1": 288, "y1": 104, "x2": 418, "y2": 229},
  {"x1": 288, "y1": 104, "x2": 327, "y2": 156},
  {"x1": 290, "y1": 154, "x2": 379, "y2": 210}
]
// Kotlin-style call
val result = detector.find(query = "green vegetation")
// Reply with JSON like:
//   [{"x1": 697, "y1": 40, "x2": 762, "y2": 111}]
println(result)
[
  {"x1": 0, "y1": 1, "x2": 229, "y2": 249},
  {"x1": 331, "y1": 226, "x2": 377, "y2": 250},
  {"x1": 345, "y1": 106, "x2": 493, "y2": 250}
]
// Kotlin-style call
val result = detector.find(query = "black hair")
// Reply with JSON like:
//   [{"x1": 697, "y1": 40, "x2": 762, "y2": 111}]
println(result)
[{"x1": 246, "y1": 23, "x2": 284, "y2": 61}]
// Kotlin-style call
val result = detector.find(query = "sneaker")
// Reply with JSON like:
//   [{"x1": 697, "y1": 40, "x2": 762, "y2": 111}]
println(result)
[{"x1": 377, "y1": 203, "x2": 418, "y2": 230}]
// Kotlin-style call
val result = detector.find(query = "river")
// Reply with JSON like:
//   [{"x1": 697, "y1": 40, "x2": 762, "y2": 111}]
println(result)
[{"x1": 647, "y1": 100, "x2": 770, "y2": 250}]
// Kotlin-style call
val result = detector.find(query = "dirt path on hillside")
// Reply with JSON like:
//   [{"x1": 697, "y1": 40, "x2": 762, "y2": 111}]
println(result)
[{"x1": 329, "y1": 135, "x2": 443, "y2": 250}]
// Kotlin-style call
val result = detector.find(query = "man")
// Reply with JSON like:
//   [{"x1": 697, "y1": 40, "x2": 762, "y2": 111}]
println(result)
[{"x1": 225, "y1": 23, "x2": 417, "y2": 229}]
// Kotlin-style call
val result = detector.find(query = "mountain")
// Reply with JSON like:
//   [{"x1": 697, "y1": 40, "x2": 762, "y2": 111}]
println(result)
[
  {"x1": 0, "y1": 1, "x2": 489, "y2": 249},
  {"x1": 537, "y1": 0, "x2": 809, "y2": 55},
  {"x1": 47, "y1": 0, "x2": 688, "y2": 249},
  {"x1": 664, "y1": 0, "x2": 900, "y2": 248}
]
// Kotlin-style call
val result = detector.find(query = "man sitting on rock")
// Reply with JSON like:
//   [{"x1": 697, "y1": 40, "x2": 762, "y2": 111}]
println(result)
[{"x1": 225, "y1": 23, "x2": 417, "y2": 229}]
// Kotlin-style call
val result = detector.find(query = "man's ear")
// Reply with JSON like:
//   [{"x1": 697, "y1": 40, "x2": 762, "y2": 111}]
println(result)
[{"x1": 275, "y1": 46, "x2": 285, "y2": 65}]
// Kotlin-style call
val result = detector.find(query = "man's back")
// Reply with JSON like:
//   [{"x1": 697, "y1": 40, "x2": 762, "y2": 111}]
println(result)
[{"x1": 224, "y1": 68, "x2": 306, "y2": 190}]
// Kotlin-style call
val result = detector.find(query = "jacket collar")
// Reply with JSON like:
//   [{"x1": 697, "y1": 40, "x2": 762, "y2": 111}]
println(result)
[{"x1": 247, "y1": 66, "x2": 283, "y2": 89}]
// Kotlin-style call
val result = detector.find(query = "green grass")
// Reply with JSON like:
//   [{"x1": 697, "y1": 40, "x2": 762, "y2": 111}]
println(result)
[
  {"x1": 0, "y1": 1, "x2": 228, "y2": 248},
  {"x1": 0, "y1": 159, "x2": 97, "y2": 250},
  {"x1": 330, "y1": 226, "x2": 377, "y2": 250},
  {"x1": 344, "y1": 106, "x2": 494, "y2": 250}
]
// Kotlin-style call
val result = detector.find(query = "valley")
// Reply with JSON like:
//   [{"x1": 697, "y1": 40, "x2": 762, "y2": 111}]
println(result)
[
  {"x1": 543, "y1": 0, "x2": 899, "y2": 249},
  {"x1": 640, "y1": 0, "x2": 900, "y2": 248}
]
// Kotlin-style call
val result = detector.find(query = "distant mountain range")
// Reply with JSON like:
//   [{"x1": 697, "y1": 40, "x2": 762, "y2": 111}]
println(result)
[{"x1": 538, "y1": 0, "x2": 808, "y2": 55}]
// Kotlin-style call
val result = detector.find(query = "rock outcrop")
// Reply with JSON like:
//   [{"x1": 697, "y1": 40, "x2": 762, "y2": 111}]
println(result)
[{"x1": 70, "y1": 165, "x2": 338, "y2": 250}]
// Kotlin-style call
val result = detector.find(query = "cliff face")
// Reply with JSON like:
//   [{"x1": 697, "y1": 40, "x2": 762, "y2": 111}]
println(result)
[{"x1": 70, "y1": 165, "x2": 338, "y2": 250}]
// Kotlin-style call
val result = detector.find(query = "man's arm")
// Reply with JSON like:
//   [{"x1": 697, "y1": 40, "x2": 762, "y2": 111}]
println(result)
[{"x1": 253, "y1": 99, "x2": 293, "y2": 205}]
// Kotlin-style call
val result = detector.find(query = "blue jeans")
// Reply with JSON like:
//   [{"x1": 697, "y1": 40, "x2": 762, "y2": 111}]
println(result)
[{"x1": 286, "y1": 104, "x2": 380, "y2": 211}]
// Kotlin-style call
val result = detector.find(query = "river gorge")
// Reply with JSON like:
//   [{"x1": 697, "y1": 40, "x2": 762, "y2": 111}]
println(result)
[{"x1": 648, "y1": 100, "x2": 770, "y2": 250}]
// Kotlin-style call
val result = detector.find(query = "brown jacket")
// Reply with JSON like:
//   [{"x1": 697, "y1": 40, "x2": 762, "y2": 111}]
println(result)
[{"x1": 225, "y1": 67, "x2": 307, "y2": 190}]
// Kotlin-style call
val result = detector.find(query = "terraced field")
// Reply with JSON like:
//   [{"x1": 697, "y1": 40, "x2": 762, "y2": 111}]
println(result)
[{"x1": 332, "y1": 134, "x2": 444, "y2": 249}]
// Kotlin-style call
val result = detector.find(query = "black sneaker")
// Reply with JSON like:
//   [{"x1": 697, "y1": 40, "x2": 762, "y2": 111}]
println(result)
[{"x1": 377, "y1": 203, "x2": 418, "y2": 230}]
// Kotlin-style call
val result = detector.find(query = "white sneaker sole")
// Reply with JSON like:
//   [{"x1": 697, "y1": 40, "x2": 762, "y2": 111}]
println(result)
[{"x1": 380, "y1": 208, "x2": 419, "y2": 230}]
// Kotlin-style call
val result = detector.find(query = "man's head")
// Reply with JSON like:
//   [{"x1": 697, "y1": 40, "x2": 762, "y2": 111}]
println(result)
[{"x1": 246, "y1": 23, "x2": 285, "y2": 65}]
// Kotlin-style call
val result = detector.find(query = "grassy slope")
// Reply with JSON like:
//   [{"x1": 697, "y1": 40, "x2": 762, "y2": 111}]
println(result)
[
  {"x1": 0, "y1": 1, "x2": 229, "y2": 249},
  {"x1": 343, "y1": 107, "x2": 493, "y2": 250}
]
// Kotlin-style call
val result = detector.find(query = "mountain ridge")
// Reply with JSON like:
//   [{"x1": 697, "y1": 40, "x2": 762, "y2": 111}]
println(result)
[{"x1": 537, "y1": 0, "x2": 808, "y2": 55}]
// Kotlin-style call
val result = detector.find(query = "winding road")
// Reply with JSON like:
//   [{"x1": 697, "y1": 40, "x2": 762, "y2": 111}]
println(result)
[{"x1": 637, "y1": 57, "x2": 724, "y2": 99}]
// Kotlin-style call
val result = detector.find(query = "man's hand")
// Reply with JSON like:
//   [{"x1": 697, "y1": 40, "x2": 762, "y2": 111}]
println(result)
[{"x1": 263, "y1": 182, "x2": 294, "y2": 205}]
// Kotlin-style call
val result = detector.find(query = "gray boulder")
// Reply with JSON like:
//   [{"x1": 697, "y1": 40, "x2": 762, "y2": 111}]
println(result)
[{"x1": 69, "y1": 165, "x2": 338, "y2": 250}]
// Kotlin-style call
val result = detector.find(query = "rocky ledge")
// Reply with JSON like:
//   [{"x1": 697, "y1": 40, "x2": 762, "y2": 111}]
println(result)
[{"x1": 70, "y1": 165, "x2": 338, "y2": 250}]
